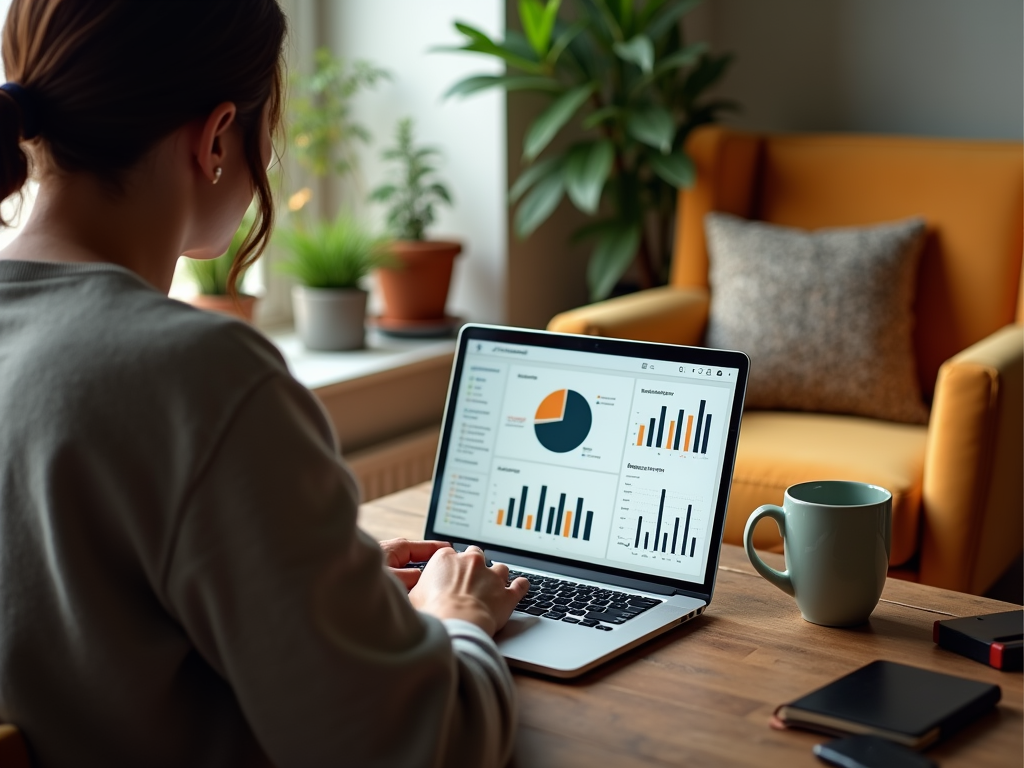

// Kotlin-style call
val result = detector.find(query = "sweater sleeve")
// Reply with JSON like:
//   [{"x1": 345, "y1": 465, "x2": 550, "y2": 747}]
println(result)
[{"x1": 161, "y1": 373, "x2": 517, "y2": 768}]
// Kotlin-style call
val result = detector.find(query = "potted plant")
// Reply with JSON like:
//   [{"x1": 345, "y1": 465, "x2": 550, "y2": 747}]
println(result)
[
  {"x1": 369, "y1": 117, "x2": 460, "y2": 332},
  {"x1": 184, "y1": 214, "x2": 258, "y2": 322},
  {"x1": 276, "y1": 213, "x2": 390, "y2": 351},
  {"x1": 289, "y1": 48, "x2": 390, "y2": 185},
  {"x1": 441, "y1": 0, "x2": 735, "y2": 300}
]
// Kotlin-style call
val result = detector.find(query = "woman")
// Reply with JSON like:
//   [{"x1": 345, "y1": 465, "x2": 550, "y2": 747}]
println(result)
[{"x1": 0, "y1": 1, "x2": 528, "y2": 766}]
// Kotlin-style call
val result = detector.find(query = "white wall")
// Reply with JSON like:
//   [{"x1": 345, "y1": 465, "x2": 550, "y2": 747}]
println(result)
[
  {"x1": 690, "y1": 0, "x2": 1023, "y2": 140},
  {"x1": 328, "y1": 0, "x2": 508, "y2": 323}
]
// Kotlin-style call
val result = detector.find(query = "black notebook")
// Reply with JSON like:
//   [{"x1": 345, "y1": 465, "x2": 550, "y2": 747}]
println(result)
[{"x1": 773, "y1": 660, "x2": 1001, "y2": 749}]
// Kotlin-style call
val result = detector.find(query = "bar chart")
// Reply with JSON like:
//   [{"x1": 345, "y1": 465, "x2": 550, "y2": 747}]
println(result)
[
  {"x1": 495, "y1": 483, "x2": 596, "y2": 542},
  {"x1": 482, "y1": 458, "x2": 618, "y2": 557},
  {"x1": 630, "y1": 489, "x2": 698, "y2": 557},
  {"x1": 631, "y1": 399, "x2": 713, "y2": 454},
  {"x1": 608, "y1": 478, "x2": 710, "y2": 578}
]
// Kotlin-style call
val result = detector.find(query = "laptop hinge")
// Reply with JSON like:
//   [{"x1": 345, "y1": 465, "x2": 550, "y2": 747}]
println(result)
[{"x1": 673, "y1": 588, "x2": 709, "y2": 601}]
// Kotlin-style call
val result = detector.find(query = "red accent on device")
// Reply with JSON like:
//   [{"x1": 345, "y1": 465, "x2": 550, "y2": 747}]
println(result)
[
  {"x1": 990, "y1": 642, "x2": 1005, "y2": 669},
  {"x1": 932, "y1": 620, "x2": 940, "y2": 644}
]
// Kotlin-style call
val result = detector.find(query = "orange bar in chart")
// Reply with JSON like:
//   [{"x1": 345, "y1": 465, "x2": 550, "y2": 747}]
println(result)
[
  {"x1": 636, "y1": 424, "x2": 646, "y2": 446},
  {"x1": 666, "y1": 420, "x2": 676, "y2": 451},
  {"x1": 497, "y1": 509, "x2": 505, "y2": 526},
  {"x1": 563, "y1": 510, "x2": 572, "y2": 537},
  {"x1": 684, "y1": 415, "x2": 694, "y2": 451},
  {"x1": 526, "y1": 514, "x2": 533, "y2": 530}
]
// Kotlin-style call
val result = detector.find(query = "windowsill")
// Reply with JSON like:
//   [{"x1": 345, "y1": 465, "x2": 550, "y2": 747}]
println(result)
[{"x1": 267, "y1": 328, "x2": 457, "y2": 391}]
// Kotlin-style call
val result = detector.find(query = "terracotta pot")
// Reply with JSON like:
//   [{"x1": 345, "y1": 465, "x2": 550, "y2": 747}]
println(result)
[
  {"x1": 376, "y1": 240, "x2": 461, "y2": 321},
  {"x1": 188, "y1": 293, "x2": 257, "y2": 323}
]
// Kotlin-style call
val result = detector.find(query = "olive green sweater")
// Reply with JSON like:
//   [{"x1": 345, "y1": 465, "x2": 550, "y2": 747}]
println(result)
[{"x1": 0, "y1": 260, "x2": 516, "y2": 768}]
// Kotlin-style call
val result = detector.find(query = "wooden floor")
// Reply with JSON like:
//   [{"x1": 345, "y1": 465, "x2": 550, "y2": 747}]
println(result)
[{"x1": 360, "y1": 483, "x2": 1024, "y2": 768}]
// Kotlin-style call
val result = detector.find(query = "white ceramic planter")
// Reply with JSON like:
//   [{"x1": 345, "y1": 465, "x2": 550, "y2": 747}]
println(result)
[{"x1": 292, "y1": 286, "x2": 367, "y2": 351}]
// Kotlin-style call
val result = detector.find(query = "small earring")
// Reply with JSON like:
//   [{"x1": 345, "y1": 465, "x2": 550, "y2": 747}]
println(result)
[{"x1": 212, "y1": 167, "x2": 223, "y2": 185}]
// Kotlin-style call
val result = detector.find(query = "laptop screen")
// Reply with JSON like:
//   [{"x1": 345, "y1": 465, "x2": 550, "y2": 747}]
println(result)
[{"x1": 426, "y1": 324, "x2": 749, "y2": 595}]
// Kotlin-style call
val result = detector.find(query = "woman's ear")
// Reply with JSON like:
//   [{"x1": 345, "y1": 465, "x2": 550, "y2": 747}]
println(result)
[{"x1": 195, "y1": 102, "x2": 238, "y2": 184}]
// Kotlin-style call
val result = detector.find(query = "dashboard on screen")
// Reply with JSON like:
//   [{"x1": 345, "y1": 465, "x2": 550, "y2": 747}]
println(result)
[{"x1": 430, "y1": 333, "x2": 743, "y2": 586}]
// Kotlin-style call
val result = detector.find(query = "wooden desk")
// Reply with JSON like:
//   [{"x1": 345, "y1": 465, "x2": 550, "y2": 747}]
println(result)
[{"x1": 359, "y1": 484, "x2": 1023, "y2": 768}]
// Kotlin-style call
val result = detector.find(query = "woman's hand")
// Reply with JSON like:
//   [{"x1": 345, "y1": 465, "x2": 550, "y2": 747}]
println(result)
[
  {"x1": 379, "y1": 538, "x2": 451, "y2": 590},
  {"x1": 409, "y1": 545, "x2": 530, "y2": 636}
]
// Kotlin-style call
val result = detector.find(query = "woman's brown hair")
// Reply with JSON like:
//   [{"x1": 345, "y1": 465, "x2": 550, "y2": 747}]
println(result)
[{"x1": 0, "y1": 0, "x2": 287, "y2": 294}]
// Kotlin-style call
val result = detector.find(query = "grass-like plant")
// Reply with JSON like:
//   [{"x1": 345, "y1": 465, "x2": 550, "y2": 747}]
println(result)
[
  {"x1": 369, "y1": 118, "x2": 453, "y2": 241},
  {"x1": 276, "y1": 214, "x2": 391, "y2": 289},
  {"x1": 184, "y1": 213, "x2": 253, "y2": 295}
]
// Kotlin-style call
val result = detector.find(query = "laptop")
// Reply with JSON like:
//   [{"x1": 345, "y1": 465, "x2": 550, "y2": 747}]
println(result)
[{"x1": 423, "y1": 324, "x2": 749, "y2": 677}]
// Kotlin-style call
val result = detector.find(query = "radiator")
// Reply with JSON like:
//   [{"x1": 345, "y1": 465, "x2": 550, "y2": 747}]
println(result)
[{"x1": 344, "y1": 426, "x2": 440, "y2": 502}]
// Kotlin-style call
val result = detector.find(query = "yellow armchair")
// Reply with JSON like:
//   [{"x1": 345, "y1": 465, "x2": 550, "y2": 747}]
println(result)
[{"x1": 549, "y1": 126, "x2": 1023, "y2": 595}]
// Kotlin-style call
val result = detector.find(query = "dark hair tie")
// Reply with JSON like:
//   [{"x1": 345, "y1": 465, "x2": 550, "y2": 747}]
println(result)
[{"x1": 0, "y1": 82, "x2": 40, "y2": 140}]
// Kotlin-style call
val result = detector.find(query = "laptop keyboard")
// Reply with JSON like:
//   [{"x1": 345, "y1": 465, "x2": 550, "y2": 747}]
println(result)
[
  {"x1": 405, "y1": 562, "x2": 662, "y2": 630},
  {"x1": 507, "y1": 570, "x2": 662, "y2": 630}
]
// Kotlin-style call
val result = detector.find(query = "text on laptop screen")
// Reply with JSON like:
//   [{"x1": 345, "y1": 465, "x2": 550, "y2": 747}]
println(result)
[{"x1": 433, "y1": 340, "x2": 740, "y2": 584}]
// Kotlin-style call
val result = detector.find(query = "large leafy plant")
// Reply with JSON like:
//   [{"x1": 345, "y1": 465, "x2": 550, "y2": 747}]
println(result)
[
  {"x1": 369, "y1": 118, "x2": 454, "y2": 241},
  {"x1": 443, "y1": 0, "x2": 734, "y2": 299}
]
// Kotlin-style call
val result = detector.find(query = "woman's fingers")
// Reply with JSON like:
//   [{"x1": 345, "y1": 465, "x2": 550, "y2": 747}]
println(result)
[
  {"x1": 390, "y1": 567, "x2": 422, "y2": 590},
  {"x1": 403, "y1": 539, "x2": 451, "y2": 562},
  {"x1": 379, "y1": 538, "x2": 451, "y2": 568},
  {"x1": 410, "y1": 547, "x2": 523, "y2": 635},
  {"x1": 508, "y1": 576, "x2": 530, "y2": 600}
]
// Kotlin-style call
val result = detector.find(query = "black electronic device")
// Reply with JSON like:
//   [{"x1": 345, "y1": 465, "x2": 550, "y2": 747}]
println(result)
[
  {"x1": 813, "y1": 735, "x2": 937, "y2": 768},
  {"x1": 934, "y1": 610, "x2": 1023, "y2": 671}
]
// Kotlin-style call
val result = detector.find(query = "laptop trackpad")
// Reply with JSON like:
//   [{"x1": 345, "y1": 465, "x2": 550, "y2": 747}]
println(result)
[{"x1": 496, "y1": 613, "x2": 542, "y2": 641}]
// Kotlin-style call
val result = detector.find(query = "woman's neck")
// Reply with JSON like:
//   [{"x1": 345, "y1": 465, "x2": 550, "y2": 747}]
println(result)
[{"x1": 0, "y1": 145, "x2": 190, "y2": 294}]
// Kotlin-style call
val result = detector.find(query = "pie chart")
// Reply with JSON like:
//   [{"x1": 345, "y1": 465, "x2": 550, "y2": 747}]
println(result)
[{"x1": 534, "y1": 389, "x2": 592, "y2": 453}]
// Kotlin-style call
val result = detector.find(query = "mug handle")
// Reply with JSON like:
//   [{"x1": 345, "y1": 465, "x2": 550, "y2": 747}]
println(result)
[{"x1": 743, "y1": 505, "x2": 794, "y2": 596}]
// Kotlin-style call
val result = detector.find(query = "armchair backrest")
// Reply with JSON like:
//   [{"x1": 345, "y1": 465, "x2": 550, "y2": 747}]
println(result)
[{"x1": 674, "y1": 126, "x2": 1024, "y2": 399}]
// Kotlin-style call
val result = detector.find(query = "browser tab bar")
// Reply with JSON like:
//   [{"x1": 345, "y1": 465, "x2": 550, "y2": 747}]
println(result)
[{"x1": 472, "y1": 340, "x2": 737, "y2": 380}]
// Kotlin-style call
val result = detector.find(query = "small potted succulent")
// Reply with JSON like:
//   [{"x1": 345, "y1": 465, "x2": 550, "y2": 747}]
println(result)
[
  {"x1": 369, "y1": 117, "x2": 460, "y2": 330},
  {"x1": 276, "y1": 213, "x2": 390, "y2": 351},
  {"x1": 185, "y1": 214, "x2": 258, "y2": 322}
]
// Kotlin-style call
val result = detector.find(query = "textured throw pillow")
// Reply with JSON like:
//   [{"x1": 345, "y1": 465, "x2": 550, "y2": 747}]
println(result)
[{"x1": 704, "y1": 213, "x2": 929, "y2": 424}]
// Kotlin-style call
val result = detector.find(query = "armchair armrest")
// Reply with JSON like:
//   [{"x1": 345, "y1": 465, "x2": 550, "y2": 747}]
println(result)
[
  {"x1": 547, "y1": 286, "x2": 710, "y2": 345},
  {"x1": 920, "y1": 324, "x2": 1024, "y2": 594}
]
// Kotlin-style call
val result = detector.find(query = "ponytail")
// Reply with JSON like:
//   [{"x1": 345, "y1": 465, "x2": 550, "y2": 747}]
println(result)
[{"x1": 0, "y1": 83, "x2": 30, "y2": 224}]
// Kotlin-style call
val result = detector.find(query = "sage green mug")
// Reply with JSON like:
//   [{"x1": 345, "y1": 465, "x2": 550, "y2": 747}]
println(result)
[{"x1": 743, "y1": 480, "x2": 892, "y2": 627}]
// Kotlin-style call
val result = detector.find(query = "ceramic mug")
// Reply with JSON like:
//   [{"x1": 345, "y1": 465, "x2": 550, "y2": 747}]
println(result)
[{"x1": 743, "y1": 480, "x2": 892, "y2": 627}]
